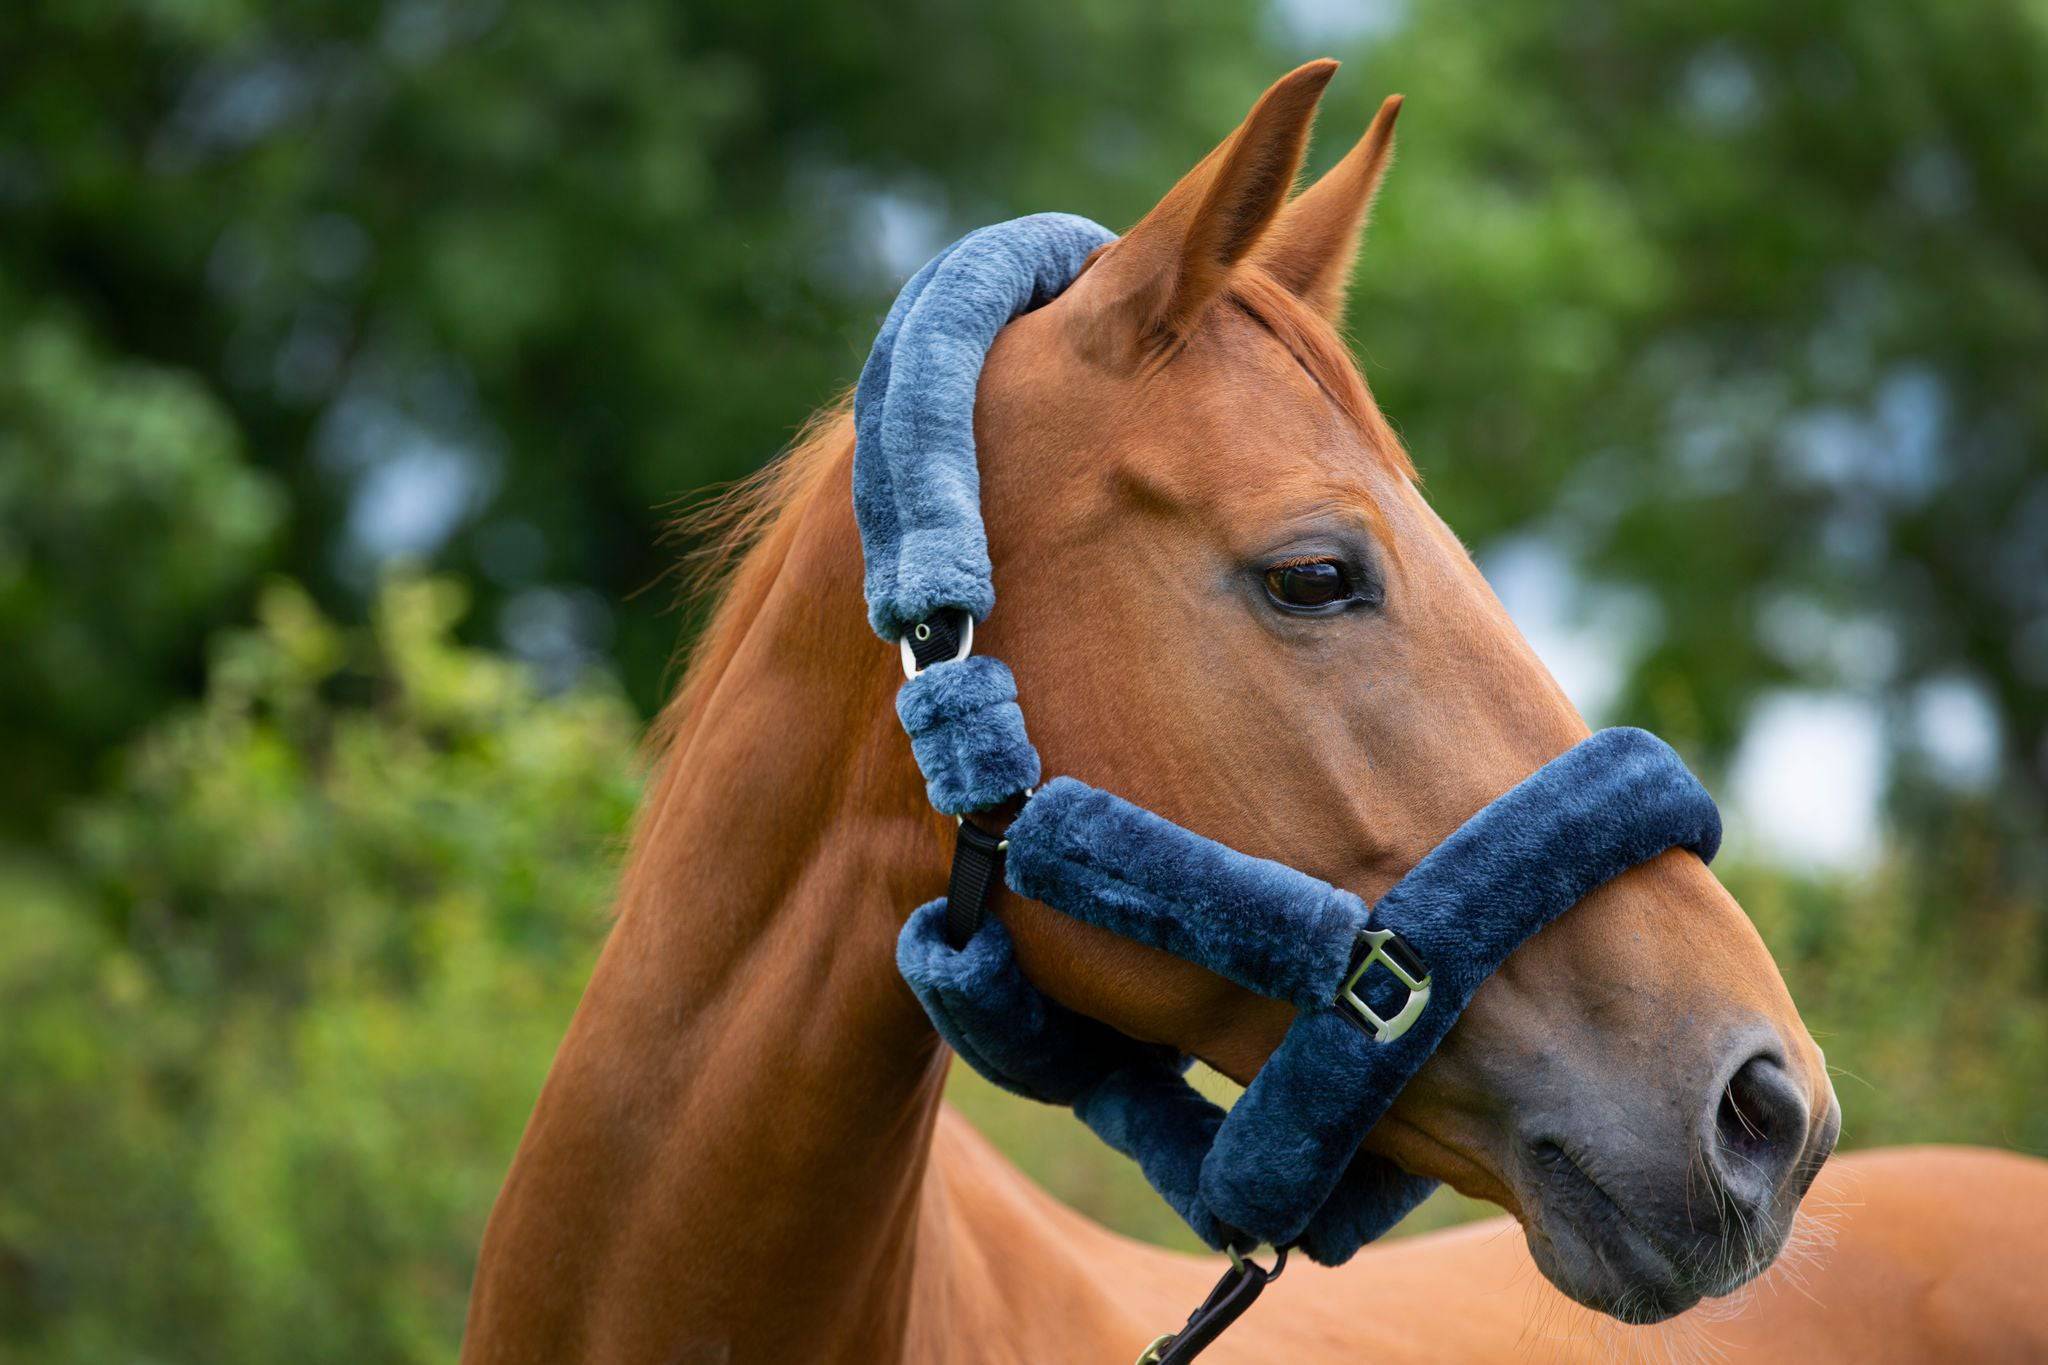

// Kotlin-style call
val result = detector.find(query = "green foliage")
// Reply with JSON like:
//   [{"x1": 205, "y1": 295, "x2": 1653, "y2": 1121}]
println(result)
[
  {"x1": 1731, "y1": 856, "x2": 2048, "y2": 1155},
  {"x1": 0, "y1": 302, "x2": 282, "y2": 828},
  {"x1": 0, "y1": 578, "x2": 641, "y2": 1363},
  {"x1": 0, "y1": 0, "x2": 1285, "y2": 718},
  {"x1": 1329, "y1": 0, "x2": 2048, "y2": 853}
]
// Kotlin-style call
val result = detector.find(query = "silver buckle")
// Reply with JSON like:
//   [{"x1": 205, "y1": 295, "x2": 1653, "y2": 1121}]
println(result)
[
  {"x1": 1336, "y1": 927, "x2": 1432, "y2": 1042},
  {"x1": 899, "y1": 611, "x2": 974, "y2": 679}
]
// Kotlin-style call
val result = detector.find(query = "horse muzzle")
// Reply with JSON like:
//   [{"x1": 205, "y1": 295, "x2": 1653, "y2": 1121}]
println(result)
[{"x1": 1510, "y1": 1031, "x2": 1842, "y2": 1321}]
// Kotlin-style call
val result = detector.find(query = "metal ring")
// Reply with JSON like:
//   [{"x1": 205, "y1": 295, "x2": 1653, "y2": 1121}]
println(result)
[
  {"x1": 1226, "y1": 1243, "x2": 1288, "y2": 1281},
  {"x1": 957, "y1": 784, "x2": 1037, "y2": 851}
]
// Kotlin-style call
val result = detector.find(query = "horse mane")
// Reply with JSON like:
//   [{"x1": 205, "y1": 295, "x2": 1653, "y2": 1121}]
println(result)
[{"x1": 649, "y1": 395, "x2": 856, "y2": 759}]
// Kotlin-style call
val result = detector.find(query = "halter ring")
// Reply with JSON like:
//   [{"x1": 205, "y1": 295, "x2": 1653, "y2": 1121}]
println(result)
[
  {"x1": 1226, "y1": 1243, "x2": 1288, "y2": 1280},
  {"x1": 955, "y1": 784, "x2": 1037, "y2": 852}
]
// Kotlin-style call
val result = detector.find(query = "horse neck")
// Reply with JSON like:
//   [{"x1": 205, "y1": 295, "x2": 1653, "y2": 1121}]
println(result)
[{"x1": 464, "y1": 433, "x2": 975, "y2": 1360}]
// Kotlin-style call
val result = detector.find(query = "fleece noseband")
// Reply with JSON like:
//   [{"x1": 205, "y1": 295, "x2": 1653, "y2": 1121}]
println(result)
[{"x1": 853, "y1": 214, "x2": 1720, "y2": 1348}]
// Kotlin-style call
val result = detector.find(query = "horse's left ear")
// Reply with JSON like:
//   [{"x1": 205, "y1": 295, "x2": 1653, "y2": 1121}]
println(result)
[
  {"x1": 1251, "y1": 94, "x2": 1402, "y2": 325},
  {"x1": 1067, "y1": 60, "x2": 1337, "y2": 358}
]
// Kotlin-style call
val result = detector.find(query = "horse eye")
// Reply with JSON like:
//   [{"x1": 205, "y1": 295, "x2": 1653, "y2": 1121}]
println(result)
[{"x1": 1264, "y1": 560, "x2": 1350, "y2": 609}]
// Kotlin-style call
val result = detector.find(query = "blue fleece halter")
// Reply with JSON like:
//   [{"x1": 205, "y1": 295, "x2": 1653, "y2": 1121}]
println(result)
[{"x1": 855, "y1": 214, "x2": 1721, "y2": 1265}]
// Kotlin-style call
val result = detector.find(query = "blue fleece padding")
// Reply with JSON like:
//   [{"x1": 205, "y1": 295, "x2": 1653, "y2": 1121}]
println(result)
[
  {"x1": 1198, "y1": 727, "x2": 1721, "y2": 1250},
  {"x1": 897, "y1": 898, "x2": 1174, "y2": 1106},
  {"x1": 1292, "y1": 1152, "x2": 1442, "y2": 1265},
  {"x1": 852, "y1": 213, "x2": 1115, "y2": 641},
  {"x1": 1201, "y1": 1010, "x2": 1417, "y2": 1248},
  {"x1": 900, "y1": 727, "x2": 1718, "y2": 1259},
  {"x1": 900, "y1": 896, "x2": 1241, "y2": 1244},
  {"x1": 1074, "y1": 1062, "x2": 1239, "y2": 1249},
  {"x1": 895, "y1": 656, "x2": 1041, "y2": 815},
  {"x1": 1005, "y1": 777, "x2": 1368, "y2": 1010}
]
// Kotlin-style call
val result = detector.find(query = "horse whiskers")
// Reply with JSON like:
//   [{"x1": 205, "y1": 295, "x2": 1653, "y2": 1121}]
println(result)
[
  {"x1": 1682, "y1": 1128, "x2": 1709, "y2": 1236},
  {"x1": 1535, "y1": 1287, "x2": 1734, "y2": 1365},
  {"x1": 1711, "y1": 1143, "x2": 1780, "y2": 1285},
  {"x1": 1505, "y1": 1123, "x2": 1832, "y2": 1365},
  {"x1": 1694, "y1": 1192, "x2": 1845, "y2": 1327},
  {"x1": 1509, "y1": 1241, "x2": 1748, "y2": 1365}
]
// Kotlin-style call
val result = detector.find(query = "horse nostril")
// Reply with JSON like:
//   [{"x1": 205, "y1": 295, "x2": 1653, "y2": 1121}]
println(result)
[{"x1": 1707, "y1": 1053, "x2": 1810, "y2": 1206}]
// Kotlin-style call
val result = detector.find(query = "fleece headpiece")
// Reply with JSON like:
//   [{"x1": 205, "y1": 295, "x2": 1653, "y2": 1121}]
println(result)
[{"x1": 854, "y1": 214, "x2": 1721, "y2": 1263}]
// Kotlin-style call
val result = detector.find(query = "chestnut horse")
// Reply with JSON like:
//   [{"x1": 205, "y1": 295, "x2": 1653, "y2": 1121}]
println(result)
[{"x1": 464, "y1": 62, "x2": 2048, "y2": 1362}]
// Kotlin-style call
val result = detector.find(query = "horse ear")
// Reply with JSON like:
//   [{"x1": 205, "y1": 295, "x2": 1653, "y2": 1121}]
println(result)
[
  {"x1": 1070, "y1": 60, "x2": 1337, "y2": 354},
  {"x1": 1250, "y1": 94, "x2": 1402, "y2": 325}
]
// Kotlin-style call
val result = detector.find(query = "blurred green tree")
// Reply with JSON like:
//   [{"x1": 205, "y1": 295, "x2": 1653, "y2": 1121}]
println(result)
[
  {"x1": 0, "y1": 0, "x2": 1282, "y2": 736},
  {"x1": 5, "y1": 0, "x2": 2043, "y2": 890},
  {"x1": 0, "y1": 576, "x2": 641, "y2": 1362},
  {"x1": 0, "y1": 302, "x2": 282, "y2": 829},
  {"x1": 1324, "y1": 1, "x2": 2048, "y2": 883}
]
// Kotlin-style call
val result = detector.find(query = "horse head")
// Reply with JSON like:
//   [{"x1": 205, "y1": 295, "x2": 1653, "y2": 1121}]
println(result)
[{"x1": 964, "y1": 60, "x2": 1839, "y2": 1323}]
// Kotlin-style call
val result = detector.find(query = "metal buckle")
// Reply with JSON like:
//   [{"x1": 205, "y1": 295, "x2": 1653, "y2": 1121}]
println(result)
[
  {"x1": 899, "y1": 610, "x2": 974, "y2": 678},
  {"x1": 1335, "y1": 926, "x2": 1432, "y2": 1043}
]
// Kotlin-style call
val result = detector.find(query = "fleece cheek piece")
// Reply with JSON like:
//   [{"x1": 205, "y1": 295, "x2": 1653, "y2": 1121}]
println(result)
[{"x1": 855, "y1": 213, "x2": 1729, "y2": 1266}]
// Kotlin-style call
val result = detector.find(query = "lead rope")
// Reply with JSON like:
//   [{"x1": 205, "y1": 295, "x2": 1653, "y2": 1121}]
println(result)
[{"x1": 1136, "y1": 1245, "x2": 1288, "y2": 1364}]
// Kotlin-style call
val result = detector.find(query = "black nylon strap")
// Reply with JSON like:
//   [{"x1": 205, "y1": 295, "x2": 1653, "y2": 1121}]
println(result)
[
  {"x1": 1147, "y1": 1249, "x2": 1284, "y2": 1364},
  {"x1": 943, "y1": 821, "x2": 1007, "y2": 948},
  {"x1": 906, "y1": 613, "x2": 965, "y2": 671}
]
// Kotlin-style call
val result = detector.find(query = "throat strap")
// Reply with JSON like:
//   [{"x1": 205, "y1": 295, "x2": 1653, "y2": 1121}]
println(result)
[{"x1": 944, "y1": 820, "x2": 1007, "y2": 948}]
